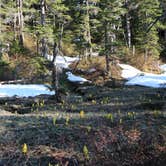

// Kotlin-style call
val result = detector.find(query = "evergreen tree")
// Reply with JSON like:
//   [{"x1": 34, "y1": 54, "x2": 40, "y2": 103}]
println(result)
[
  {"x1": 99, "y1": 0, "x2": 125, "y2": 73},
  {"x1": 131, "y1": 0, "x2": 161, "y2": 59},
  {"x1": 159, "y1": 0, "x2": 166, "y2": 58},
  {"x1": 47, "y1": 0, "x2": 71, "y2": 101}
]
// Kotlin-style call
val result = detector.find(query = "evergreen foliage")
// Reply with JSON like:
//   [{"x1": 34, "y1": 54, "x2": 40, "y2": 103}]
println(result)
[{"x1": 0, "y1": 0, "x2": 166, "y2": 75}]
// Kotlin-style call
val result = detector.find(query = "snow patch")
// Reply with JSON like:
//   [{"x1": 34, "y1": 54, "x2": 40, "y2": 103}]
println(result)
[
  {"x1": 46, "y1": 54, "x2": 79, "y2": 69},
  {"x1": 119, "y1": 63, "x2": 166, "y2": 88},
  {"x1": 160, "y1": 64, "x2": 166, "y2": 73},
  {"x1": 126, "y1": 75, "x2": 166, "y2": 88},
  {"x1": 66, "y1": 72, "x2": 90, "y2": 83},
  {"x1": 0, "y1": 84, "x2": 54, "y2": 97},
  {"x1": 118, "y1": 64, "x2": 142, "y2": 80}
]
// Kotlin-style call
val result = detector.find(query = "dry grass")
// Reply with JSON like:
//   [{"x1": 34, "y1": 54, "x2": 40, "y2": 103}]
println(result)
[
  {"x1": 122, "y1": 49, "x2": 161, "y2": 74},
  {"x1": 23, "y1": 34, "x2": 37, "y2": 55},
  {"x1": 70, "y1": 56, "x2": 123, "y2": 84}
]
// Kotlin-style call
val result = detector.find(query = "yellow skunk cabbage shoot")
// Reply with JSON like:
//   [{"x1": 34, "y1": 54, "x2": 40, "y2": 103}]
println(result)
[{"x1": 22, "y1": 143, "x2": 28, "y2": 154}]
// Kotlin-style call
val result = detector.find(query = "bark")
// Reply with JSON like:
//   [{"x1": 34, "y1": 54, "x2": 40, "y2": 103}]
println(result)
[
  {"x1": 16, "y1": 0, "x2": 24, "y2": 45},
  {"x1": 13, "y1": 13, "x2": 17, "y2": 40},
  {"x1": 41, "y1": 38, "x2": 47, "y2": 57},
  {"x1": 125, "y1": 0, "x2": 131, "y2": 48},
  {"x1": 52, "y1": 42, "x2": 61, "y2": 102},
  {"x1": 40, "y1": 0, "x2": 45, "y2": 26},
  {"x1": 126, "y1": 13, "x2": 131, "y2": 48},
  {"x1": 84, "y1": 0, "x2": 93, "y2": 59},
  {"x1": 40, "y1": 0, "x2": 47, "y2": 57},
  {"x1": 132, "y1": 45, "x2": 135, "y2": 56},
  {"x1": 52, "y1": 13, "x2": 62, "y2": 102},
  {"x1": 37, "y1": 38, "x2": 39, "y2": 55},
  {"x1": 110, "y1": 24, "x2": 116, "y2": 53},
  {"x1": 144, "y1": 47, "x2": 148, "y2": 64},
  {"x1": 105, "y1": 22, "x2": 110, "y2": 73},
  {"x1": 87, "y1": 0, "x2": 92, "y2": 57},
  {"x1": 58, "y1": 23, "x2": 64, "y2": 51}
]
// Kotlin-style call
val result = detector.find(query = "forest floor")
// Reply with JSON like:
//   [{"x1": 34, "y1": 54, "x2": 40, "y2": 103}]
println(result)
[{"x1": 0, "y1": 84, "x2": 166, "y2": 166}]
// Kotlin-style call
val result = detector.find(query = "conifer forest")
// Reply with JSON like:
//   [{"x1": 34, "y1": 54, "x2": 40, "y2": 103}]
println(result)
[{"x1": 0, "y1": 0, "x2": 166, "y2": 165}]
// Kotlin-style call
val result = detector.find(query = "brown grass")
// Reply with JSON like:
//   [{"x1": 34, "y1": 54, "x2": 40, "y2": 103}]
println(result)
[
  {"x1": 70, "y1": 56, "x2": 122, "y2": 84},
  {"x1": 23, "y1": 34, "x2": 37, "y2": 55},
  {"x1": 122, "y1": 49, "x2": 161, "y2": 74}
]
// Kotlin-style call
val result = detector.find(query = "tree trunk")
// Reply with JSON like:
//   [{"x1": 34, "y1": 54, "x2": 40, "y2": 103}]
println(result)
[
  {"x1": 16, "y1": 0, "x2": 24, "y2": 46},
  {"x1": 58, "y1": 23, "x2": 64, "y2": 51},
  {"x1": 144, "y1": 47, "x2": 148, "y2": 64},
  {"x1": 110, "y1": 24, "x2": 116, "y2": 53},
  {"x1": 40, "y1": 0, "x2": 47, "y2": 57},
  {"x1": 37, "y1": 38, "x2": 39, "y2": 55},
  {"x1": 52, "y1": 42, "x2": 61, "y2": 102},
  {"x1": 40, "y1": 0, "x2": 45, "y2": 26},
  {"x1": 126, "y1": 13, "x2": 131, "y2": 48},
  {"x1": 125, "y1": 0, "x2": 131, "y2": 48},
  {"x1": 13, "y1": 13, "x2": 17, "y2": 40},
  {"x1": 105, "y1": 22, "x2": 110, "y2": 74},
  {"x1": 132, "y1": 45, "x2": 135, "y2": 56},
  {"x1": 84, "y1": 0, "x2": 93, "y2": 59}
]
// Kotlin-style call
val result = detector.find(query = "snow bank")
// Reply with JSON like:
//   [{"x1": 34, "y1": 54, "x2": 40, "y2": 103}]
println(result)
[
  {"x1": 118, "y1": 64, "x2": 142, "y2": 80},
  {"x1": 0, "y1": 84, "x2": 54, "y2": 97},
  {"x1": 46, "y1": 54, "x2": 79, "y2": 68},
  {"x1": 119, "y1": 63, "x2": 166, "y2": 88},
  {"x1": 66, "y1": 72, "x2": 90, "y2": 84}
]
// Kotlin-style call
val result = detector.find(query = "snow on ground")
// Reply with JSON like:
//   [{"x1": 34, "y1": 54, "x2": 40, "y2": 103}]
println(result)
[
  {"x1": 0, "y1": 55, "x2": 87, "y2": 97},
  {"x1": 118, "y1": 64, "x2": 142, "y2": 80},
  {"x1": 48, "y1": 55, "x2": 89, "y2": 83},
  {"x1": 126, "y1": 75, "x2": 166, "y2": 88},
  {"x1": 46, "y1": 54, "x2": 89, "y2": 84},
  {"x1": 46, "y1": 54, "x2": 79, "y2": 68},
  {"x1": 160, "y1": 64, "x2": 166, "y2": 73},
  {"x1": 0, "y1": 84, "x2": 54, "y2": 97},
  {"x1": 119, "y1": 63, "x2": 166, "y2": 88},
  {"x1": 66, "y1": 72, "x2": 90, "y2": 83}
]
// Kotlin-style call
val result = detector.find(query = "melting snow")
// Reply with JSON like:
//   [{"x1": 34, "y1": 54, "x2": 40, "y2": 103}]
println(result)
[
  {"x1": 160, "y1": 64, "x2": 166, "y2": 73},
  {"x1": 119, "y1": 64, "x2": 166, "y2": 88},
  {"x1": 0, "y1": 55, "x2": 87, "y2": 97},
  {"x1": 118, "y1": 64, "x2": 142, "y2": 80},
  {"x1": 66, "y1": 72, "x2": 90, "y2": 83},
  {"x1": 0, "y1": 84, "x2": 54, "y2": 97},
  {"x1": 46, "y1": 54, "x2": 79, "y2": 69}
]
